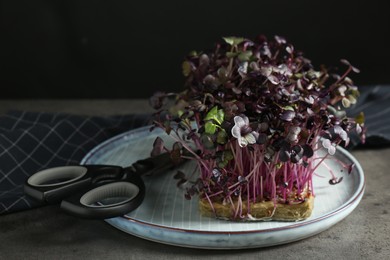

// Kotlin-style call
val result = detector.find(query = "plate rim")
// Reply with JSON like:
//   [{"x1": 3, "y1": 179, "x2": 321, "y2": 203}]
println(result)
[{"x1": 81, "y1": 125, "x2": 365, "y2": 235}]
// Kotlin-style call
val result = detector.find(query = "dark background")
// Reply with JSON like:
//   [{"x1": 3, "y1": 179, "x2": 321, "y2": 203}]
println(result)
[{"x1": 0, "y1": 0, "x2": 389, "y2": 99}]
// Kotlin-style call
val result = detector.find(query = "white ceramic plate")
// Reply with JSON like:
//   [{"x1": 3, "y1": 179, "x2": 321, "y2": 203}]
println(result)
[{"x1": 81, "y1": 126, "x2": 365, "y2": 249}]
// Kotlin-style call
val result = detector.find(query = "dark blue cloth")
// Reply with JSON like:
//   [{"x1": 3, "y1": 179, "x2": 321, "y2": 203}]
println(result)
[
  {"x1": 0, "y1": 111, "x2": 150, "y2": 214},
  {"x1": 347, "y1": 85, "x2": 390, "y2": 148}
]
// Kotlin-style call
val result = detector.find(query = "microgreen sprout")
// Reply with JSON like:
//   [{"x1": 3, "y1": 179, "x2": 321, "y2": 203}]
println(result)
[{"x1": 150, "y1": 35, "x2": 365, "y2": 220}]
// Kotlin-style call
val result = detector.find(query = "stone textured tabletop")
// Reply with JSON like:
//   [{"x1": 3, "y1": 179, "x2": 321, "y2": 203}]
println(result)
[{"x1": 0, "y1": 100, "x2": 389, "y2": 260}]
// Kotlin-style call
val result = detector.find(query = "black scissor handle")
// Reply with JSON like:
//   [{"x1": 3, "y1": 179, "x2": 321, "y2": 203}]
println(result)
[
  {"x1": 25, "y1": 165, "x2": 146, "y2": 219},
  {"x1": 61, "y1": 172, "x2": 145, "y2": 219},
  {"x1": 24, "y1": 165, "x2": 124, "y2": 204}
]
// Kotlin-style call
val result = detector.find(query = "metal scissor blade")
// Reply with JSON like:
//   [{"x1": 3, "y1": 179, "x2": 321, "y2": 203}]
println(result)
[{"x1": 125, "y1": 152, "x2": 184, "y2": 177}]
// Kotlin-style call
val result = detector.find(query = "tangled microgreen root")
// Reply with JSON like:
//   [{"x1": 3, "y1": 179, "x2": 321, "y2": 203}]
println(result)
[{"x1": 150, "y1": 35, "x2": 365, "y2": 220}]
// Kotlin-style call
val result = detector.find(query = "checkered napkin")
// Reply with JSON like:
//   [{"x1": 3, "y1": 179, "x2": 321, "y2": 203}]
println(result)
[{"x1": 0, "y1": 111, "x2": 150, "y2": 214}]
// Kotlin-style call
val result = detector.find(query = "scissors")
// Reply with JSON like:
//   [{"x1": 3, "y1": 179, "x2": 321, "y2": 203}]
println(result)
[{"x1": 24, "y1": 152, "x2": 180, "y2": 219}]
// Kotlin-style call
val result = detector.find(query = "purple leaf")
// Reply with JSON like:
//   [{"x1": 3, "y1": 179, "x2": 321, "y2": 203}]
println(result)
[
  {"x1": 212, "y1": 168, "x2": 222, "y2": 179},
  {"x1": 340, "y1": 59, "x2": 351, "y2": 66},
  {"x1": 351, "y1": 66, "x2": 360, "y2": 73},
  {"x1": 149, "y1": 91, "x2": 166, "y2": 109},
  {"x1": 170, "y1": 142, "x2": 182, "y2": 164},
  {"x1": 279, "y1": 150, "x2": 290, "y2": 162},
  {"x1": 151, "y1": 137, "x2": 164, "y2": 157},
  {"x1": 286, "y1": 45, "x2": 294, "y2": 54},
  {"x1": 232, "y1": 86, "x2": 242, "y2": 94},
  {"x1": 174, "y1": 171, "x2": 186, "y2": 180},
  {"x1": 302, "y1": 145, "x2": 314, "y2": 158},
  {"x1": 275, "y1": 35, "x2": 286, "y2": 44},
  {"x1": 280, "y1": 110, "x2": 296, "y2": 121},
  {"x1": 268, "y1": 75, "x2": 279, "y2": 85},
  {"x1": 347, "y1": 163, "x2": 355, "y2": 174},
  {"x1": 322, "y1": 139, "x2": 336, "y2": 155},
  {"x1": 256, "y1": 133, "x2": 268, "y2": 144},
  {"x1": 238, "y1": 175, "x2": 247, "y2": 184}
]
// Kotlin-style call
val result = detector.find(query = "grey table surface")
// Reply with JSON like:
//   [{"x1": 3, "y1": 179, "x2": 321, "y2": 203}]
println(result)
[{"x1": 0, "y1": 99, "x2": 389, "y2": 260}]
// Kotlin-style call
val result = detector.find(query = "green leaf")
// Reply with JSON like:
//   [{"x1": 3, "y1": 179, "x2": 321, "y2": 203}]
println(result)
[
  {"x1": 238, "y1": 50, "x2": 253, "y2": 61},
  {"x1": 283, "y1": 106, "x2": 295, "y2": 111},
  {"x1": 342, "y1": 97, "x2": 351, "y2": 108},
  {"x1": 216, "y1": 129, "x2": 227, "y2": 144},
  {"x1": 177, "y1": 110, "x2": 184, "y2": 117},
  {"x1": 205, "y1": 121, "x2": 217, "y2": 134},
  {"x1": 350, "y1": 89, "x2": 360, "y2": 97},
  {"x1": 223, "y1": 150, "x2": 234, "y2": 161},
  {"x1": 217, "y1": 67, "x2": 228, "y2": 80},
  {"x1": 188, "y1": 50, "x2": 198, "y2": 57},
  {"x1": 276, "y1": 162, "x2": 283, "y2": 169},
  {"x1": 217, "y1": 160, "x2": 228, "y2": 168},
  {"x1": 216, "y1": 108, "x2": 224, "y2": 124},
  {"x1": 226, "y1": 52, "x2": 238, "y2": 58},
  {"x1": 200, "y1": 134, "x2": 215, "y2": 150},
  {"x1": 327, "y1": 105, "x2": 347, "y2": 119},
  {"x1": 348, "y1": 95, "x2": 357, "y2": 104},
  {"x1": 217, "y1": 150, "x2": 234, "y2": 168},
  {"x1": 182, "y1": 61, "x2": 191, "y2": 77},
  {"x1": 223, "y1": 37, "x2": 245, "y2": 46},
  {"x1": 204, "y1": 106, "x2": 218, "y2": 120},
  {"x1": 204, "y1": 106, "x2": 224, "y2": 125},
  {"x1": 355, "y1": 112, "x2": 365, "y2": 125}
]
